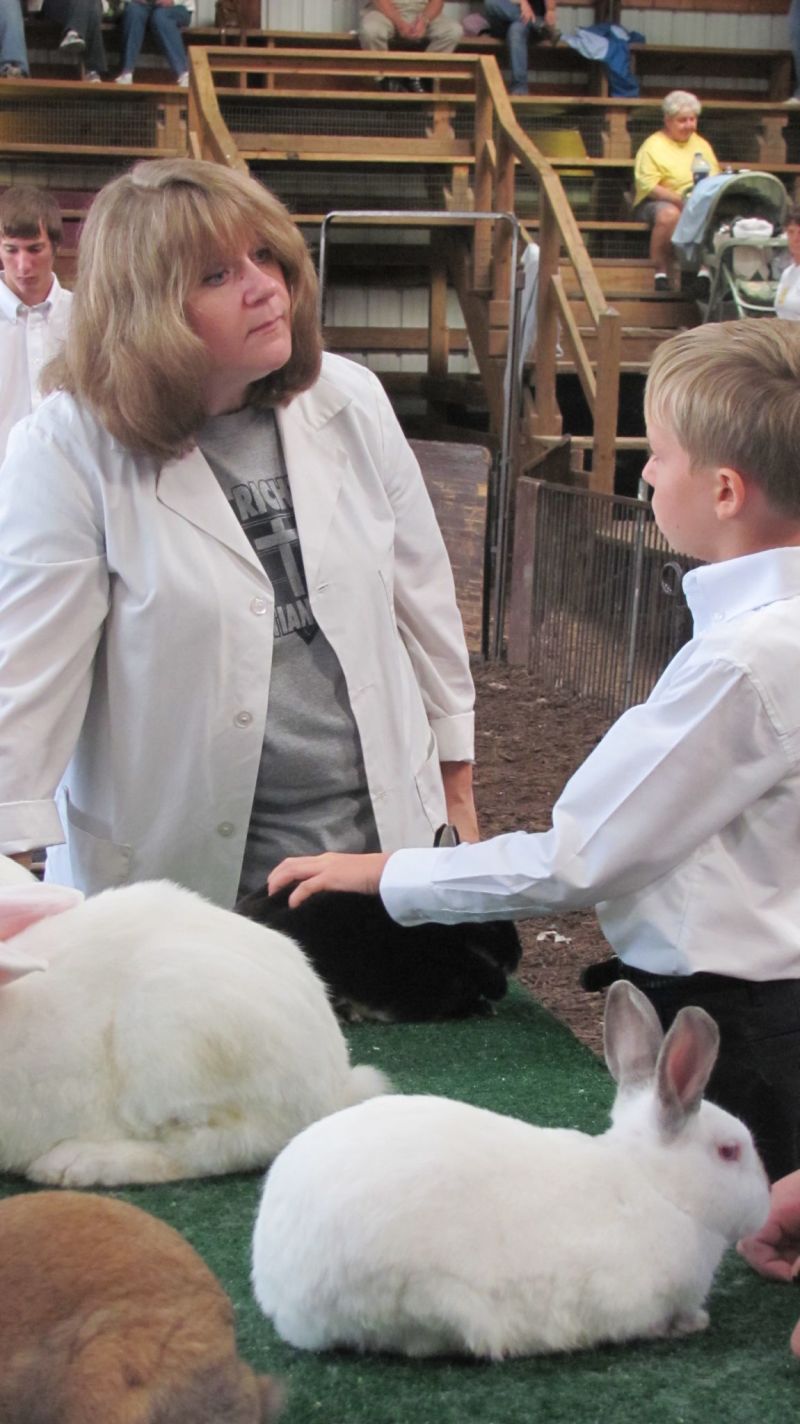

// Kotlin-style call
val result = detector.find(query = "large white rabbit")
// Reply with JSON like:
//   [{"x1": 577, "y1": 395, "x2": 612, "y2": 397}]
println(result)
[
  {"x1": 0, "y1": 876, "x2": 388, "y2": 1187},
  {"x1": 252, "y1": 981, "x2": 770, "y2": 1358}
]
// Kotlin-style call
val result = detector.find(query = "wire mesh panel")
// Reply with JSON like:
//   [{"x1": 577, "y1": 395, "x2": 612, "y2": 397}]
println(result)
[
  {"x1": 249, "y1": 162, "x2": 454, "y2": 214},
  {"x1": 527, "y1": 482, "x2": 700, "y2": 715},
  {"x1": 0, "y1": 96, "x2": 163, "y2": 148}
]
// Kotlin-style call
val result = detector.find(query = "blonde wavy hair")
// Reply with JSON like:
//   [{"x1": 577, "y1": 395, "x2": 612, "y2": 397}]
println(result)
[
  {"x1": 45, "y1": 159, "x2": 322, "y2": 459},
  {"x1": 645, "y1": 320, "x2": 800, "y2": 518}
]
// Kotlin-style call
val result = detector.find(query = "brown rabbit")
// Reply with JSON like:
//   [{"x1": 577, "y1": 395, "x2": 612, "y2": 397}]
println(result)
[{"x1": 0, "y1": 1191, "x2": 281, "y2": 1424}]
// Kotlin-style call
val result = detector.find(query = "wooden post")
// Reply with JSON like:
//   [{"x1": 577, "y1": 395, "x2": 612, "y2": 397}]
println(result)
[
  {"x1": 590, "y1": 308, "x2": 622, "y2": 494},
  {"x1": 530, "y1": 190, "x2": 563, "y2": 438},
  {"x1": 428, "y1": 231, "x2": 449, "y2": 381}
]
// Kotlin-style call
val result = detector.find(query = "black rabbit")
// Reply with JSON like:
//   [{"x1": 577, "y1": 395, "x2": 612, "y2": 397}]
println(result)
[{"x1": 235, "y1": 829, "x2": 521, "y2": 1022}]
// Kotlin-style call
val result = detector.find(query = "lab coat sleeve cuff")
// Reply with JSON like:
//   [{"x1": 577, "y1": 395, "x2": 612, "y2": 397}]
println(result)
[
  {"x1": 430, "y1": 712, "x2": 475, "y2": 763},
  {"x1": 0, "y1": 800, "x2": 65, "y2": 854}
]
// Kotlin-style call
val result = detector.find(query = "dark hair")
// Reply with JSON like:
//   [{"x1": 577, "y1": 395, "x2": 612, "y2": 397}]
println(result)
[
  {"x1": 0, "y1": 186, "x2": 63, "y2": 247},
  {"x1": 785, "y1": 205, "x2": 800, "y2": 228}
]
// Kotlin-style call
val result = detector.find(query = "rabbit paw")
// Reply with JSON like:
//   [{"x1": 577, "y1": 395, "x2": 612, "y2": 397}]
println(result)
[
  {"x1": 652, "y1": 1308, "x2": 710, "y2": 1339},
  {"x1": 28, "y1": 1139, "x2": 183, "y2": 1187}
]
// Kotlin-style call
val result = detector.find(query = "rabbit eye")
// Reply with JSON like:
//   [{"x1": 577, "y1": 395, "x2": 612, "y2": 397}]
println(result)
[{"x1": 718, "y1": 1143, "x2": 741, "y2": 1162}]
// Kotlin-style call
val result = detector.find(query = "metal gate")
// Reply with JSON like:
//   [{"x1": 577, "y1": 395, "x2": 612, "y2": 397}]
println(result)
[{"x1": 526, "y1": 482, "x2": 700, "y2": 715}]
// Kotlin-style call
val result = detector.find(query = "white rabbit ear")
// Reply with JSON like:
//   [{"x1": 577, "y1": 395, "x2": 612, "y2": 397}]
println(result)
[
  {"x1": 603, "y1": 980, "x2": 664, "y2": 1088},
  {"x1": 0, "y1": 884, "x2": 84, "y2": 943},
  {"x1": 0, "y1": 943, "x2": 47, "y2": 985},
  {"x1": 655, "y1": 1005, "x2": 720, "y2": 1136}
]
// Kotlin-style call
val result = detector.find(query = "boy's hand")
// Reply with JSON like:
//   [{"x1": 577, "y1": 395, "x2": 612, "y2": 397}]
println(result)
[
  {"x1": 267, "y1": 852, "x2": 391, "y2": 907},
  {"x1": 738, "y1": 1169, "x2": 800, "y2": 1282}
]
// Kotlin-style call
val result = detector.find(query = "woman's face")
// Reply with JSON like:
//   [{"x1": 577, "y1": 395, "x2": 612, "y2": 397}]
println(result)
[
  {"x1": 185, "y1": 242, "x2": 292, "y2": 415},
  {"x1": 786, "y1": 222, "x2": 800, "y2": 266},
  {"x1": 663, "y1": 109, "x2": 698, "y2": 144}
]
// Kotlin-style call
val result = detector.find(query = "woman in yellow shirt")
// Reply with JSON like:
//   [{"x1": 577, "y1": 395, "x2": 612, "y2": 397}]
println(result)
[{"x1": 633, "y1": 90, "x2": 719, "y2": 291}]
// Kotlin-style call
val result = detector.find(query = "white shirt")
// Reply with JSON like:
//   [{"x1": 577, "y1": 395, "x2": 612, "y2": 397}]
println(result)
[
  {"x1": 774, "y1": 262, "x2": 800, "y2": 321},
  {"x1": 0, "y1": 274, "x2": 72, "y2": 461},
  {"x1": 382, "y1": 548, "x2": 800, "y2": 981}
]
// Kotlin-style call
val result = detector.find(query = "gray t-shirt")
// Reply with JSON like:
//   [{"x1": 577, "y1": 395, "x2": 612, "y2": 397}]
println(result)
[{"x1": 197, "y1": 405, "x2": 379, "y2": 896}]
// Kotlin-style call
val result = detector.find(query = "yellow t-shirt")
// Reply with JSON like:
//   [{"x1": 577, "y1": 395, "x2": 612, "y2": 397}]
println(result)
[{"x1": 633, "y1": 131, "x2": 719, "y2": 209}]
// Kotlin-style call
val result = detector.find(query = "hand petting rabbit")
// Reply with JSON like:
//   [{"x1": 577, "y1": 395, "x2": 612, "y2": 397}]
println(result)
[
  {"x1": 236, "y1": 826, "x2": 522, "y2": 1021},
  {"x1": 252, "y1": 980, "x2": 770, "y2": 1358},
  {"x1": 0, "y1": 870, "x2": 388, "y2": 1187},
  {"x1": 0, "y1": 1190, "x2": 281, "y2": 1424}
]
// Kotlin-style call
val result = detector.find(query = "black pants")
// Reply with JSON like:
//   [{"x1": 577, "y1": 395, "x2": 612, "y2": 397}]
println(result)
[
  {"x1": 42, "y1": 0, "x2": 107, "y2": 74},
  {"x1": 622, "y1": 965, "x2": 800, "y2": 1182}
]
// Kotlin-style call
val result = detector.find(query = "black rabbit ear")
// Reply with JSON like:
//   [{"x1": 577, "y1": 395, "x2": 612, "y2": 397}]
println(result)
[
  {"x1": 433, "y1": 824, "x2": 461, "y2": 849},
  {"x1": 655, "y1": 1006, "x2": 720, "y2": 1136},
  {"x1": 603, "y1": 981, "x2": 664, "y2": 1089}
]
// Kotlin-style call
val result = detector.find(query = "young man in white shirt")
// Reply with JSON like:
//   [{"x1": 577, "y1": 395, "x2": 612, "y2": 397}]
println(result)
[
  {"x1": 0, "y1": 186, "x2": 72, "y2": 461},
  {"x1": 269, "y1": 319, "x2": 800, "y2": 1182}
]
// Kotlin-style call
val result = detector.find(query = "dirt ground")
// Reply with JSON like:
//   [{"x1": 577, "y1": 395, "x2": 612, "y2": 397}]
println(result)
[{"x1": 471, "y1": 660, "x2": 613, "y2": 1056}]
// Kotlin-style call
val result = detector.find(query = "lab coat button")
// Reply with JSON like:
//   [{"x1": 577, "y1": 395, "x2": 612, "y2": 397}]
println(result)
[
  {"x1": 250, "y1": 597, "x2": 268, "y2": 615},
  {"x1": 234, "y1": 711, "x2": 253, "y2": 727},
  {"x1": 217, "y1": 821, "x2": 235, "y2": 837}
]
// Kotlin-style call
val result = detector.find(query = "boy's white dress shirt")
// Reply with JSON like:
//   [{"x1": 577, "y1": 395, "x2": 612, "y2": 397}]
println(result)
[
  {"x1": 382, "y1": 547, "x2": 800, "y2": 982},
  {"x1": 0, "y1": 273, "x2": 72, "y2": 461}
]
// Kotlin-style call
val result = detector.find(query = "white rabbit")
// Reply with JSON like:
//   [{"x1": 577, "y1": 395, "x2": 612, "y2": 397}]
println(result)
[
  {"x1": 0, "y1": 879, "x2": 388, "y2": 1187},
  {"x1": 252, "y1": 980, "x2": 770, "y2": 1359}
]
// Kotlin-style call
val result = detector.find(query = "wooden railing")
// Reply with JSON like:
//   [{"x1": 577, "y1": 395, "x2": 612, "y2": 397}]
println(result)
[{"x1": 471, "y1": 59, "x2": 621, "y2": 491}]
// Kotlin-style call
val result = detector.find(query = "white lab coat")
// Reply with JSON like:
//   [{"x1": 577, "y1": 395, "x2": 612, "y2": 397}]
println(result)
[{"x1": 0, "y1": 352, "x2": 474, "y2": 907}]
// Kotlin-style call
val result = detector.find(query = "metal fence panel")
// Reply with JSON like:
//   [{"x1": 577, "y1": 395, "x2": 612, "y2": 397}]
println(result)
[{"x1": 527, "y1": 482, "x2": 699, "y2": 715}]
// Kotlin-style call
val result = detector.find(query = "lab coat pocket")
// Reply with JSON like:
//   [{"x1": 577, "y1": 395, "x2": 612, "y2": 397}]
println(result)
[{"x1": 60, "y1": 790, "x2": 133, "y2": 891}]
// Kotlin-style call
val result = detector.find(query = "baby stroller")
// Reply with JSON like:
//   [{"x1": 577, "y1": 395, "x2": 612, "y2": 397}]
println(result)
[{"x1": 671, "y1": 171, "x2": 788, "y2": 322}]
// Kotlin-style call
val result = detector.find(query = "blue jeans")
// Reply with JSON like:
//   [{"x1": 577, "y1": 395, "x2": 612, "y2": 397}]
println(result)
[
  {"x1": 791, "y1": 0, "x2": 800, "y2": 98},
  {"x1": 485, "y1": 0, "x2": 545, "y2": 93},
  {"x1": 0, "y1": 0, "x2": 29, "y2": 71},
  {"x1": 120, "y1": 1, "x2": 191, "y2": 78}
]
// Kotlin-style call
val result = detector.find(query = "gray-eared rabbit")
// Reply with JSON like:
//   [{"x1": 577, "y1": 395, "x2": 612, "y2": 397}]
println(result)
[
  {"x1": 236, "y1": 826, "x2": 522, "y2": 1021},
  {"x1": 252, "y1": 981, "x2": 770, "y2": 1358},
  {"x1": 0, "y1": 868, "x2": 388, "y2": 1187},
  {"x1": 0, "y1": 1191, "x2": 282, "y2": 1424}
]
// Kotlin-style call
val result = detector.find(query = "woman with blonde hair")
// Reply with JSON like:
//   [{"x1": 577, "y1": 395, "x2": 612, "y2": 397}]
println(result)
[
  {"x1": 633, "y1": 89, "x2": 720, "y2": 290},
  {"x1": 0, "y1": 157, "x2": 477, "y2": 905}
]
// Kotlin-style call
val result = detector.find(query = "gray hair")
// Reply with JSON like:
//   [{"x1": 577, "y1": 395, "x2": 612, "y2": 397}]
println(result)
[{"x1": 662, "y1": 89, "x2": 701, "y2": 119}]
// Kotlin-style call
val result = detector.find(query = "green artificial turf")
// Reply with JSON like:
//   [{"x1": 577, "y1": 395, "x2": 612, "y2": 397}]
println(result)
[{"x1": 2, "y1": 985, "x2": 798, "y2": 1422}]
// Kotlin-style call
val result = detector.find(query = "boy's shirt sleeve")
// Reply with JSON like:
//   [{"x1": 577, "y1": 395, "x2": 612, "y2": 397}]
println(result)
[{"x1": 380, "y1": 651, "x2": 792, "y2": 926}]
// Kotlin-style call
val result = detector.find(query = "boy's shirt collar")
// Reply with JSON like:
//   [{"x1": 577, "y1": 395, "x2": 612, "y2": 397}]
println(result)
[{"x1": 684, "y1": 546, "x2": 800, "y2": 633}]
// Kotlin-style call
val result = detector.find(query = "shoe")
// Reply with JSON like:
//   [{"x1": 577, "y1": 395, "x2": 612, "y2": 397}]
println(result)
[
  {"x1": 85, "y1": 69, "x2": 101, "y2": 82},
  {"x1": 540, "y1": 21, "x2": 561, "y2": 43},
  {"x1": 509, "y1": 83, "x2": 528, "y2": 96},
  {"x1": 693, "y1": 269, "x2": 711, "y2": 301},
  {"x1": 785, "y1": 94, "x2": 800, "y2": 105},
  {"x1": 653, "y1": 272, "x2": 670, "y2": 292},
  {"x1": 404, "y1": 76, "x2": 425, "y2": 93},
  {"x1": 0, "y1": 62, "x2": 25, "y2": 77},
  {"x1": 176, "y1": 70, "x2": 189, "y2": 87},
  {"x1": 377, "y1": 76, "x2": 404, "y2": 93},
  {"x1": 59, "y1": 29, "x2": 86, "y2": 54},
  {"x1": 115, "y1": 70, "x2": 133, "y2": 84}
]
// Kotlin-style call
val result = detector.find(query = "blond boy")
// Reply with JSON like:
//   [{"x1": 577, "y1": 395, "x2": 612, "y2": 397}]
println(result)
[{"x1": 270, "y1": 321, "x2": 800, "y2": 1182}]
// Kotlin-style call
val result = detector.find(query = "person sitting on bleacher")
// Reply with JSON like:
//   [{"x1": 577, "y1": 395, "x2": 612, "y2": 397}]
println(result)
[
  {"x1": 633, "y1": 89, "x2": 719, "y2": 292},
  {"x1": 358, "y1": 0, "x2": 463, "y2": 92},
  {"x1": 484, "y1": 0, "x2": 560, "y2": 97},
  {"x1": 115, "y1": 0, "x2": 192, "y2": 87},
  {"x1": 29, "y1": 0, "x2": 108, "y2": 80},
  {"x1": 0, "y1": 0, "x2": 29, "y2": 76}
]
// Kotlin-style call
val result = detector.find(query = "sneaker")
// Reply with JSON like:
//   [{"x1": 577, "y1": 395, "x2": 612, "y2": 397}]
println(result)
[
  {"x1": 59, "y1": 29, "x2": 86, "y2": 54},
  {"x1": 85, "y1": 69, "x2": 101, "y2": 82},
  {"x1": 0, "y1": 61, "x2": 25, "y2": 78},
  {"x1": 404, "y1": 76, "x2": 425, "y2": 94},
  {"x1": 785, "y1": 94, "x2": 800, "y2": 105},
  {"x1": 693, "y1": 268, "x2": 711, "y2": 300},
  {"x1": 540, "y1": 21, "x2": 561, "y2": 43},
  {"x1": 653, "y1": 272, "x2": 670, "y2": 292},
  {"x1": 176, "y1": 70, "x2": 189, "y2": 87},
  {"x1": 377, "y1": 76, "x2": 404, "y2": 93},
  {"x1": 115, "y1": 70, "x2": 133, "y2": 84}
]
